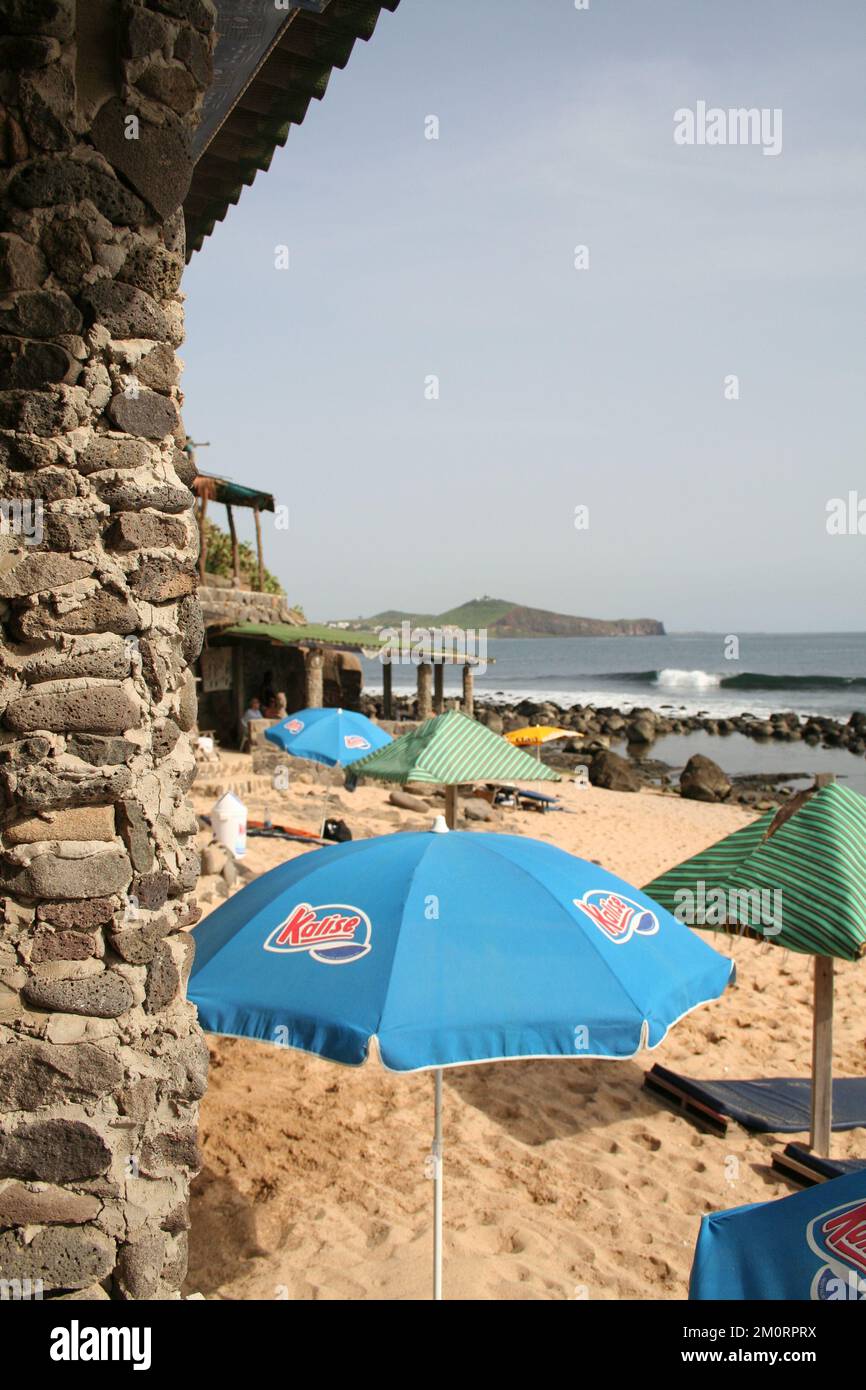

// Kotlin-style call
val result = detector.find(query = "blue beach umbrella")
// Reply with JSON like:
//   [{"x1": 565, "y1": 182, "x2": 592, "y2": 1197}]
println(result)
[
  {"x1": 190, "y1": 822, "x2": 734, "y2": 1298},
  {"x1": 690, "y1": 1169, "x2": 866, "y2": 1301},
  {"x1": 264, "y1": 706, "x2": 392, "y2": 768}
]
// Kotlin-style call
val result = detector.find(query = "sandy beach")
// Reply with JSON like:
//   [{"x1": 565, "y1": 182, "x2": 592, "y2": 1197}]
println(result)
[{"x1": 184, "y1": 763, "x2": 865, "y2": 1301}]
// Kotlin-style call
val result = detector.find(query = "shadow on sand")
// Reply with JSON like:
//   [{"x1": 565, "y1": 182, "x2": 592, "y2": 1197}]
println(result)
[
  {"x1": 445, "y1": 1056, "x2": 655, "y2": 1146},
  {"x1": 185, "y1": 1165, "x2": 266, "y2": 1298}
]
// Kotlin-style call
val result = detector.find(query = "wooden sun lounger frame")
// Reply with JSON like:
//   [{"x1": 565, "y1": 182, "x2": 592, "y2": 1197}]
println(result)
[
  {"x1": 770, "y1": 1145, "x2": 831, "y2": 1188},
  {"x1": 770, "y1": 1142, "x2": 866, "y2": 1187},
  {"x1": 644, "y1": 1069, "x2": 866, "y2": 1190},
  {"x1": 642, "y1": 1066, "x2": 729, "y2": 1137}
]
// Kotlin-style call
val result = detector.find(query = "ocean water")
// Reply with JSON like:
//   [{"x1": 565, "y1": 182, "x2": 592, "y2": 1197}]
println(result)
[
  {"x1": 648, "y1": 729, "x2": 866, "y2": 798},
  {"x1": 360, "y1": 632, "x2": 866, "y2": 722}
]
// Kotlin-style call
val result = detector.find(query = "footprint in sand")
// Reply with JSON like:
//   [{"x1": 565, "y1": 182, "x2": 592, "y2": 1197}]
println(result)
[
  {"x1": 366, "y1": 1221, "x2": 391, "y2": 1249},
  {"x1": 567, "y1": 1080, "x2": 597, "y2": 1096},
  {"x1": 500, "y1": 1231, "x2": 527, "y2": 1255},
  {"x1": 636, "y1": 1131, "x2": 662, "y2": 1152}
]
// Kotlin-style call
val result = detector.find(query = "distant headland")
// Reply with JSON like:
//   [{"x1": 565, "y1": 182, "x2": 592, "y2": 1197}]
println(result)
[{"x1": 333, "y1": 597, "x2": 665, "y2": 640}]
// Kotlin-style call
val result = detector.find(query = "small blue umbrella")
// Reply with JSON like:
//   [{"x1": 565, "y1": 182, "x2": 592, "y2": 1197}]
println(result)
[
  {"x1": 690, "y1": 1170, "x2": 866, "y2": 1301},
  {"x1": 190, "y1": 822, "x2": 733, "y2": 1298},
  {"x1": 264, "y1": 706, "x2": 392, "y2": 768}
]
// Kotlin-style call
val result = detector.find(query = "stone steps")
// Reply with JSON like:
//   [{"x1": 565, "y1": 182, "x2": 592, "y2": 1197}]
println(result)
[
  {"x1": 192, "y1": 745, "x2": 350, "y2": 805},
  {"x1": 194, "y1": 777, "x2": 275, "y2": 801}
]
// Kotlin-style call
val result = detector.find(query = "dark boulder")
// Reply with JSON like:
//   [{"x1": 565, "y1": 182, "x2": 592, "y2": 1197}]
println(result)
[
  {"x1": 679, "y1": 754, "x2": 731, "y2": 803},
  {"x1": 589, "y1": 749, "x2": 641, "y2": 793}
]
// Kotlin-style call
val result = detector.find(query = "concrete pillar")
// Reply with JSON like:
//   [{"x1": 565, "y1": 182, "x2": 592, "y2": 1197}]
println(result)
[
  {"x1": 417, "y1": 662, "x2": 433, "y2": 720},
  {"x1": 462, "y1": 663, "x2": 475, "y2": 717},
  {"x1": 433, "y1": 662, "x2": 444, "y2": 714},
  {"x1": 0, "y1": 1, "x2": 217, "y2": 1300},
  {"x1": 305, "y1": 649, "x2": 324, "y2": 708},
  {"x1": 382, "y1": 657, "x2": 393, "y2": 719}
]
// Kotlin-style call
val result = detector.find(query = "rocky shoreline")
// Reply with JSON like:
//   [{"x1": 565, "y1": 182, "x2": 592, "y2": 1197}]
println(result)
[{"x1": 360, "y1": 693, "x2": 866, "y2": 810}]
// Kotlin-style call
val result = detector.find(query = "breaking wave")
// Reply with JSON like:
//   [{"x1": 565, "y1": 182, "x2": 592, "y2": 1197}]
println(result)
[{"x1": 527, "y1": 669, "x2": 866, "y2": 691}]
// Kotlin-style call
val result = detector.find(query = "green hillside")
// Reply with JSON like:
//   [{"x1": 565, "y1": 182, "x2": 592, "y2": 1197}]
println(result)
[
  {"x1": 369, "y1": 598, "x2": 514, "y2": 629},
  {"x1": 436, "y1": 598, "x2": 516, "y2": 628},
  {"x1": 353, "y1": 597, "x2": 664, "y2": 639}
]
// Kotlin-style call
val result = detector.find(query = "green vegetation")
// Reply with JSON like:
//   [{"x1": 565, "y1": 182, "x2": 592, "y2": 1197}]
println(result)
[
  {"x1": 435, "y1": 597, "x2": 516, "y2": 628},
  {"x1": 202, "y1": 518, "x2": 284, "y2": 596}
]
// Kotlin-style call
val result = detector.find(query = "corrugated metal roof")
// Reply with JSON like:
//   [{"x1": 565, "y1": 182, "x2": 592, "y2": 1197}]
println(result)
[
  {"x1": 193, "y1": 472, "x2": 276, "y2": 511},
  {"x1": 223, "y1": 621, "x2": 384, "y2": 650},
  {"x1": 184, "y1": 0, "x2": 401, "y2": 257}
]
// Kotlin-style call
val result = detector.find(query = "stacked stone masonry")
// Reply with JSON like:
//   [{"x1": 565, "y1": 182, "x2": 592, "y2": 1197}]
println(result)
[
  {"x1": 198, "y1": 583, "x2": 299, "y2": 631},
  {"x1": 0, "y1": 0, "x2": 216, "y2": 1299}
]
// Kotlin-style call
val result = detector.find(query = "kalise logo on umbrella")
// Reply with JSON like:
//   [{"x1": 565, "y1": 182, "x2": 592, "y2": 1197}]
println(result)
[
  {"x1": 573, "y1": 890, "x2": 659, "y2": 944},
  {"x1": 264, "y1": 901, "x2": 372, "y2": 964},
  {"x1": 343, "y1": 734, "x2": 370, "y2": 750},
  {"x1": 808, "y1": 1199, "x2": 866, "y2": 1299},
  {"x1": 285, "y1": 719, "x2": 304, "y2": 734}
]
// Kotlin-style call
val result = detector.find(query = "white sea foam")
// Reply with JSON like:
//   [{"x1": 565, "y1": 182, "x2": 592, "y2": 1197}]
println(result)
[
  {"x1": 362, "y1": 681, "x2": 790, "y2": 721},
  {"x1": 654, "y1": 668, "x2": 722, "y2": 690}
]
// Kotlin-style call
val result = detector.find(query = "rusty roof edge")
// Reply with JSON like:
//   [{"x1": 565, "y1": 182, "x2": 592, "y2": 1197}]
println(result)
[{"x1": 193, "y1": 11, "x2": 301, "y2": 166}]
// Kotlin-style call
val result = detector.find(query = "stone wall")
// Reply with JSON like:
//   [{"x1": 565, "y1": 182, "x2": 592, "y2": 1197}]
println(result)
[
  {"x1": 198, "y1": 582, "x2": 298, "y2": 630},
  {"x1": 0, "y1": 0, "x2": 216, "y2": 1299}
]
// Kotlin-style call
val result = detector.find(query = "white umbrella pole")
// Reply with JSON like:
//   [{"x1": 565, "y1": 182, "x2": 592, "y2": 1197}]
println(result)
[
  {"x1": 432, "y1": 1067, "x2": 443, "y2": 1300},
  {"x1": 319, "y1": 758, "x2": 341, "y2": 840}
]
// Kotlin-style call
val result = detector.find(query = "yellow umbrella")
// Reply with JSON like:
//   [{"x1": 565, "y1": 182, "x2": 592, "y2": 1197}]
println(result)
[{"x1": 504, "y1": 725, "x2": 572, "y2": 760}]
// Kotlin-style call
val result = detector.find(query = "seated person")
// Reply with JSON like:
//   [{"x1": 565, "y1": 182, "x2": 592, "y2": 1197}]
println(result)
[
  {"x1": 264, "y1": 691, "x2": 288, "y2": 719},
  {"x1": 243, "y1": 696, "x2": 264, "y2": 722}
]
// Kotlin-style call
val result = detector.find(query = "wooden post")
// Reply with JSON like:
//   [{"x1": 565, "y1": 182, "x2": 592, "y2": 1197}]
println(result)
[
  {"x1": 232, "y1": 644, "x2": 245, "y2": 748},
  {"x1": 462, "y1": 662, "x2": 474, "y2": 717},
  {"x1": 433, "y1": 662, "x2": 444, "y2": 714},
  {"x1": 198, "y1": 492, "x2": 208, "y2": 581},
  {"x1": 253, "y1": 504, "x2": 265, "y2": 592},
  {"x1": 417, "y1": 662, "x2": 433, "y2": 720},
  {"x1": 382, "y1": 656, "x2": 393, "y2": 719},
  {"x1": 810, "y1": 954, "x2": 834, "y2": 1156},
  {"x1": 226, "y1": 503, "x2": 241, "y2": 586},
  {"x1": 444, "y1": 784, "x2": 459, "y2": 829}
]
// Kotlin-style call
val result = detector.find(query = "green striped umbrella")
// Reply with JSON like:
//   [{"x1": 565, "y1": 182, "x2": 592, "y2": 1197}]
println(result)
[
  {"x1": 643, "y1": 782, "x2": 866, "y2": 1154},
  {"x1": 643, "y1": 784, "x2": 866, "y2": 962},
  {"x1": 348, "y1": 709, "x2": 560, "y2": 826}
]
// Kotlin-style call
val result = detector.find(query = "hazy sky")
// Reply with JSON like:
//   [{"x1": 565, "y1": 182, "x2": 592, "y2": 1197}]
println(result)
[{"x1": 182, "y1": 0, "x2": 865, "y2": 631}]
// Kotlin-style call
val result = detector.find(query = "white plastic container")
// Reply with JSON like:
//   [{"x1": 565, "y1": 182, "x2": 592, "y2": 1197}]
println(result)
[{"x1": 211, "y1": 790, "x2": 247, "y2": 859}]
